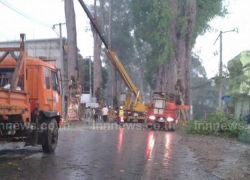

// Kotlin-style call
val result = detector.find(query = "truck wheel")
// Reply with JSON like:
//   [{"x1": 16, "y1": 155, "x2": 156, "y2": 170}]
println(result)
[{"x1": 42, "y1": 119, "x2": 58, "y2": 153}]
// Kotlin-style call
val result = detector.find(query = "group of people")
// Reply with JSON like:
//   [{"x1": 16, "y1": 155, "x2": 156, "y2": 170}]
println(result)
[
  {"x1": 83, "y1": 105, "x2": 110, "y2": 122},
  {"x1": 82, "y1": 105, "x2": 125, "y2": 124}
]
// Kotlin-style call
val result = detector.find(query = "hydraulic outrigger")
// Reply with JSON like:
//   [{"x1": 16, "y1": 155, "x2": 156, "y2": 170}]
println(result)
[{"x1": 78, "y1": 0, "x2": 147, "y2": 119}]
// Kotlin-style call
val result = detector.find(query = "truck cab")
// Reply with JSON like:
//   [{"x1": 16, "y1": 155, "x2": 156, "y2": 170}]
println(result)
[
  {"x1": 0, "y1": 35, "x2": 62, "y2": 153},
  {"x1": 147, "y1": 92, "x2": 177, "y2": 131}
]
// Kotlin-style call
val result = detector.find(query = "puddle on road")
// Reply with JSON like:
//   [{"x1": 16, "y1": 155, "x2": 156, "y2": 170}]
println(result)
[{"x1": 0, "y1": 142, "x2": 43, "y2": 160}]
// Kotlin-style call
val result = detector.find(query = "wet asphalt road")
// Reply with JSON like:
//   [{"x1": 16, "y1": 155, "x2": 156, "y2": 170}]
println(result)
[{"x1": 0, "y1": 122, "x2": 219, "y2": 180}]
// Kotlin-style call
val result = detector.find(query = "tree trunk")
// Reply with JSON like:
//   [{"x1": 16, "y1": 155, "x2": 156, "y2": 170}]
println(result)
[
  {"x1": 155, "y1": 0, "x2": 197, "y2": 120},
  {"x1": 92, "y1": 0, "x2": 103, "y2": 101},
  {"x1": 155, "y1": 0, "x2": 178, "y2": 94},
  {"x1": 93, "y1": 33, "x2": 102, "y2": 99},
  {"x1": 185, "y1": 0, "x2": 197, "y2": 107},
  {"x1": 64, "y1": 0, "x2": 78, "y2": 82},
  {"x1": 108, "y1": 0, "x2": 117, "y2": 107}
]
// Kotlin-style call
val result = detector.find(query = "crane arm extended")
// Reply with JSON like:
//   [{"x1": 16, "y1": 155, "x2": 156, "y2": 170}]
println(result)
[
  {"x1": 106, "y1": 49, "x2": 141, "y2": 101},
  {"x1": 78, "y1": 0, "x2": 141, "y2": 102}
]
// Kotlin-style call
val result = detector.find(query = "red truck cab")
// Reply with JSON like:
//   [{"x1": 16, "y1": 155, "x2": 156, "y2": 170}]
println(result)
[{"x1": 147, "y1": 93, "x2": 178, "y2": 131}]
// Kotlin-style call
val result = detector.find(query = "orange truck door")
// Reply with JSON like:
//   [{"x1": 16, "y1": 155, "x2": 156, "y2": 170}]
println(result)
[
  {"x1": 51, "y1": 70, "x2": 61, "y2": 113},
  {"x1": 27, "y1": 67, "x2": 39, "y2": 112},
  {"x1": 44, "y1": 68, "x2": 53, "y2": 111}
]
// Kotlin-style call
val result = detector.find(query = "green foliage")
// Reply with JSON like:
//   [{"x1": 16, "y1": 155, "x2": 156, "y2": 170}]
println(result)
[
  {"x1": 238, "y1": 130, "x2": 250, "y2": 144},
  {"x1": 191, "y1": 55, "x2": 217, "y2": 119},
  {"x1": 106, "y1": 0, "x2": 135, "y2": 65},
  {"x1": 228, "y1": 56, "x2": 243, "y2": 77},
  {"x1": 195, "y1": 0, "x2": 227, "y2": 38},
  {"x1": 100, "y1": 0, "x2": 146, "y2": 94},
  {"x1": 132, "y1": 0, "x2": 226, "y2": 87},
  {"x1": 187, "y1": 112, "x2": 247, "y2": 138},
  {"x1": 80, "y1": 58, "x2": 107, "y2": 94},
  {"x1": 80, "y1": 58, "x2": 93, "y2": 93},
  {"x1": 132, "y1": 0, "x2": 172, "y2": 81},
  {"x1": 227, "y1": 52, "x2": 250, "y2": 96}
]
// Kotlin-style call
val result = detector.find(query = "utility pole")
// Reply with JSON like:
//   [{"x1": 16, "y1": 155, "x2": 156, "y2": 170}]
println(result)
[
  {"x1": 52, "y1": 22, "x2": 66, "y2": 81},
  {"x1": 214, "y1": 28, "x2": 238, "y2": 109},
  {"x1": 218, "y1": 31, "x2": 223, "y2": 109},
  {"x1": 52, "y1": 22, "x2": 66, "y2": 113},
  {"x1": 89, "y1": 57, "x2": 92, "y2": 97}
]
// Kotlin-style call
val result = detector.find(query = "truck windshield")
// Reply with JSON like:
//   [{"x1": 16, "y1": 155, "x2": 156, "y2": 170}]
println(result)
[
  {"x1": 0, "y1": 68, "x2": 14, "y2": 89},
  {"x1": 154, "y1": 99, "x2": 165, "y2": 109}
]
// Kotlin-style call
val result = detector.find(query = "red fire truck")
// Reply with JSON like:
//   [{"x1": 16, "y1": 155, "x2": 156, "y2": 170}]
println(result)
[{"x1": 147, "y1": 92, "x2": 182, "y2": 131}]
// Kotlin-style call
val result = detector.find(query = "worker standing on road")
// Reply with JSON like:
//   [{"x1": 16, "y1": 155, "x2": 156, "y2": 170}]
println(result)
[
  {"x1": 118, "y1": 106, "x2": 124, "y2": 126},
  {"x1": 102, "y1": 105, "x2": 109, "y2": 122},
  {"x1": 93, "y1": 108, "x2": 99, "y2": 122}
]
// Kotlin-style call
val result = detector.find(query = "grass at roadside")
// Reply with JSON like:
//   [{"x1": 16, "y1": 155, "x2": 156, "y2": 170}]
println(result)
[
  {"x1": 238, "y1": 130, "x2": 250, "y2": 144},
  {"x1": 184, "y1": 112, "x2": 250, "y2": 144}
]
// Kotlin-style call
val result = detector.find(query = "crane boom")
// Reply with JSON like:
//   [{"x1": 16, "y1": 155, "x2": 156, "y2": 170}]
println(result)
[
  {"x1": 78, "y1": 0, "x2": 142, "y2": 102},
  {"x1": 78, "y1": 0, "x2": 108, "y2": 49},
  {"x1": 106, "y1": 50, "x2": 141, "y2": 101}
]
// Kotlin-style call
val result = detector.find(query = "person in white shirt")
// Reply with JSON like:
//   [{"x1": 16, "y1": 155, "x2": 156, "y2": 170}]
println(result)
[{"x1": 102, "y1": 105, "x2": 109, "y2": 122}]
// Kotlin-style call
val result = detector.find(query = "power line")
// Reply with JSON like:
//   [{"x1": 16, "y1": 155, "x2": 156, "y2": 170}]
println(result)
[{"x1": 0, "y1": 0, "x2": 50, "y2": 27}]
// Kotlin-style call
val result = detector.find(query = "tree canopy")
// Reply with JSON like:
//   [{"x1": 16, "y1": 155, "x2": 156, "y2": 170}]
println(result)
[
  {"x1": 88, "y1": 0, "x2": 226, "y2": 113},
  {"x1": 131, "y1": 0, "x2": 226, "y2": 91}
]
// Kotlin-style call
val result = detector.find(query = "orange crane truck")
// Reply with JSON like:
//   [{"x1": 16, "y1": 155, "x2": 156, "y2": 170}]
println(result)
[{"x1": 0, "y1": 34, "x2": 62, "y2": 153}]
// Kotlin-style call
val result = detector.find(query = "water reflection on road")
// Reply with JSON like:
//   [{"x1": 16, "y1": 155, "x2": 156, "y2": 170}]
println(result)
[{"x1": 0, "y1": 123, "x2": 218, "y2": 180}]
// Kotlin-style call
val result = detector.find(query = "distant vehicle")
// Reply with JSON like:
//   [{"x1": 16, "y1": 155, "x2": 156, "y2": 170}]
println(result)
[
  {"x1": 147, "y1": 92, "x2": 179, "y2": 131},
  {"x1": 0, "y1": 34, "x2": 62, "y2": 153}
]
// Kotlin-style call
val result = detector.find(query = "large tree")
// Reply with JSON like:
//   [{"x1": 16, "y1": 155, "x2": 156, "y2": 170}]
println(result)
[
  {"x1": 132, "y1": 0, "x2": 226, "y2": 112},
  {"x1": 64, "y1": 0, "x2": 78, "y2": 82}
]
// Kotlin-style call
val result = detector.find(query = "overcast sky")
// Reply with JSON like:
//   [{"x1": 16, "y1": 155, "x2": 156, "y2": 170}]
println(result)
[
  {"x1": 0, "y1": 0, "x2": 249, "y2": 78},
  {"x1": 194, "y1": 0, "x2": 250, "y2": 77},
  {"x1": 0, "y1": 0, "x2": 93, "y2": 58}
]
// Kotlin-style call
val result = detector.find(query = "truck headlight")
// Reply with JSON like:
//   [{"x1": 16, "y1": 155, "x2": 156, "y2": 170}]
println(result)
[
  {"x1": 149, "y1": 115, "x2": 156, "y2": 120},
  {"x1": 167, "y1": 117, "x2": 174, "y2": 122}
]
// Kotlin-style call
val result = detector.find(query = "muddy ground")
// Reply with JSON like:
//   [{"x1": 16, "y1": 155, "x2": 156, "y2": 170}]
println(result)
[{"x1": 181, "y1": 134, "x2": 250, "y2": 180}]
